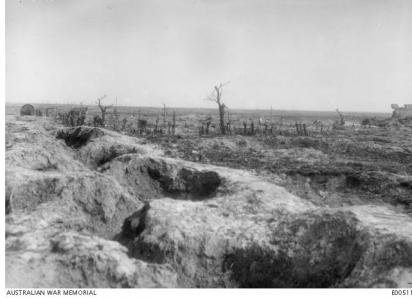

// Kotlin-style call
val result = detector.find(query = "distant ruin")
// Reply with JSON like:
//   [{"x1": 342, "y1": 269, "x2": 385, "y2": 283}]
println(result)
[
  {"x1": 391, "y1": 104, "x2": 412, "y2": 119},
  {"x1": 20, "y1": 104, "x2": 35, "y2": 116}
]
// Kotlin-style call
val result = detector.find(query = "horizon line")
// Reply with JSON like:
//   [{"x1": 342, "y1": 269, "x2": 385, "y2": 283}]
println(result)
[{"x1": 5, "y1": 101, "x2": 392, "y2": 114}]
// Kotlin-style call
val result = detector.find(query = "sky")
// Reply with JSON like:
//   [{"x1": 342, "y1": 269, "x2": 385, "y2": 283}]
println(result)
[{"x1": 6, "y1": 0, "x2": 412, "y2": 112}]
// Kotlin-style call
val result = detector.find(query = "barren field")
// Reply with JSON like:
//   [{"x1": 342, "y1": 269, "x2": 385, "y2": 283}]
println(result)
[{"x1": 5, "y1": 105, "x2": 412, "y2": 288}]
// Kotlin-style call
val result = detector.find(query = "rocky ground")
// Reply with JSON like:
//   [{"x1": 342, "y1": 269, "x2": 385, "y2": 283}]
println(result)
[{"x1": 5, "y1": 115, "x2": 412, "y2": 288}]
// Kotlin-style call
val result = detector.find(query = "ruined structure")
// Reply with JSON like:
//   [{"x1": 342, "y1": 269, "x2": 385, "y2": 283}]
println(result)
[
  {"x1": 67, "y1": 107, "x2": 88, "y2": 127},
  {"x1": 20, "y1": 104, "x2": 35, "y2": 116},
  {"x1": 391, "y1": 104, "x2": 412, "y2": 119},
  {"x1": 45, "y1": 107, "x2": 58, "y2": 117}
]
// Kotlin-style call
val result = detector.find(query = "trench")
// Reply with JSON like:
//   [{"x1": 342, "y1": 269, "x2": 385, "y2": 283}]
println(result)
[
  {"x1": 56, "y1": 126, "x2": 105, "y2": 149},
  {"x1": 103, "y1": 155, "x2": 224, "y2": 201},
  {"x1": 55, "y1": 127, "x2": 368, "y2": 288},
  {"x1": 113, "y1": 205, "x2": 369, "y2": 288},
  {"x1": 283, "y1": 168, "x2": 412, "y2": 209},
  {"x1": 221, "y1": 211, "x2": 367, "y2": 288},
  {"x1": 46, "y1": 125, "x2": 412, "y2": 287}
]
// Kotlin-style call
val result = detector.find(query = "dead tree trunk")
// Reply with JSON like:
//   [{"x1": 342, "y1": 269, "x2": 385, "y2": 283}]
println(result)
[
  {"x1": 163, "y1": 103, "x2": 167, "y2": 133},
  {"x1": 96, "y1": 95, "x2": 112, "y2": 126},
  {"x1": 154, "y1": 117, "x2": 159, "y2": 135},
  {"x1": 206, "y1": 83, "x2": 229, "y2": 135},
  {"x1": 172, "y1": 111, "x2": 176, "y2": 136},
  {"x1": 295, "y1": 122, "x2": 300, "y2": 135},
  {"x1": 218, "y1": 102, "x2": 226, "y2": 134},
  {"x1": 303, "y1": 123, "x2": 308, "y2": 136},
  {"x1": 336, "y1": 109, "x2": 345, "y2": 126}
]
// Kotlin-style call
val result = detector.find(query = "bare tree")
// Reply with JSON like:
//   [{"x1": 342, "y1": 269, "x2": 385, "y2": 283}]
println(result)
[
  {"x1": 172, "y1": 111, "x2": 176, "y2": 136},
  {"x1": 162, "y1": 103, "x2": 167, "y2": 132},
  {"x1": 162, "y1": 103, "x2": 167, "y2": 123},
  {"x1": 112, "y1": 107, "x2": 120, "y2": 131},
  {"x1": 206, "y1": 82, "x2": 229, "y2": 135},
  {"x1": 96, "y1": 95, "x2": 112, "y2": 125},
  {"x1": 336, "y1": 108, "x2": 345, "y2": 126},
  {"x1": 333, "y1": 108, "x2": 345, "y2": 130}
]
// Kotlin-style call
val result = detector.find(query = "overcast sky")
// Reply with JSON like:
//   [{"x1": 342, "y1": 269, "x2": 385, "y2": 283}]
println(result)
[{"x1": 6, "y1": 0, "x2": 412, "y2": 111}]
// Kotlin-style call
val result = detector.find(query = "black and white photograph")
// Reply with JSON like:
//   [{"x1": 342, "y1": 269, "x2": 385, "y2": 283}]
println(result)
[{"x1": 4, "y1": 0, "x2": 412, "y2": 293}]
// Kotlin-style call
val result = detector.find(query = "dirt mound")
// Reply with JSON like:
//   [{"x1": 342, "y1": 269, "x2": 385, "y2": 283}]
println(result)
[
  {"x1": 6, "y1": 118, "x2": 176, "y2": 288},
  {"x1": 223, "y1": 212, "x2": 364, "y2": 288},
  {"x1": 6, "y1": 116, "x2": 412, "y2": 288},
  {"x1": 6, "y1": 118, "x2": 81, "y2": 172},
  {"x1": 8, "y1": 171, "x2": 141, "y2": 238},
  {"x1": 57, "y1": 126, "x2": 156, "y2": 169},
  {"x1": 117, "y1": 196, "x2": 412, "y2": 288},
  {"x1": 6, "y1": 121, "x2": 142, "y2": 238},
  {"x1": 6, "y1": 215, "x2": 177, "y2": 288}
]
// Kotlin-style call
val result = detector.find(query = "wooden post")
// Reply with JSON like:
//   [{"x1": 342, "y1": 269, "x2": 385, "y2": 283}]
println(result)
[
  {"x1": 270, "y1": 106, "x2": 273, "y2": 123},
  {"x1": 172, "y1": 111, "x2": 176, "y2": 136},
  {"x1": 163, "y1": 103, "x2": 167, "y2": 133}
]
